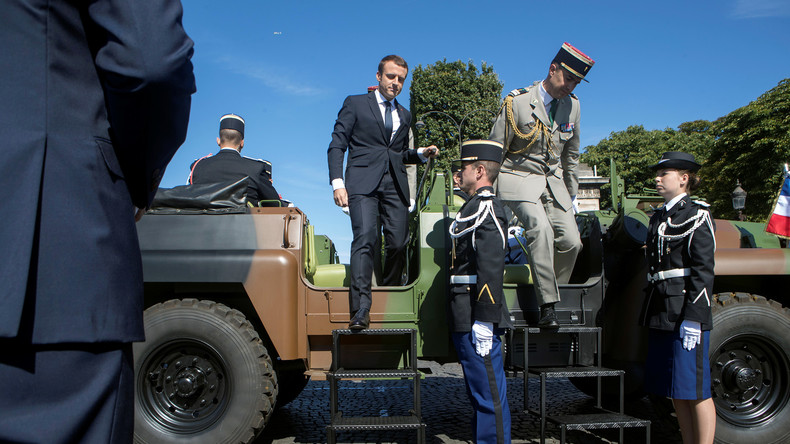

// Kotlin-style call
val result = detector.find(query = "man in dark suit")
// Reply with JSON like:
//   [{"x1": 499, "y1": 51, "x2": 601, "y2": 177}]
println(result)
[
  {"x1": 328, "y1": 55, "x2": 438, "y2": 330},
  {"x1": 189, "y1": 114, "x2": 282, "y2": 206},
  {"x1": 0, "y1": 1, "x2": 194, "y2": 442}
]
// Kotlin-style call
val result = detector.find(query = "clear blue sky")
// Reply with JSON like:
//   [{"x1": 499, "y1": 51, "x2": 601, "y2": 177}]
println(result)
[{"x1": 162, "y1": 0, "x2": 790, "y2": 262}]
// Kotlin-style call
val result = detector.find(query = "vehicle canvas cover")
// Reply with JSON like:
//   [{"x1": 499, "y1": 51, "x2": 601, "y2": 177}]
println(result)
[{"x1": 147, "y1": 178, "x2": 249, "y2": 214}]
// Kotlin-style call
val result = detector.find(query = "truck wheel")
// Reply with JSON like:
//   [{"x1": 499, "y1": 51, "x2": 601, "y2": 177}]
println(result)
[
  {"x1": 133, "y1": 299, "x2": 277, "y2": 444},
  {"x1": 711, "y1": 293, "x2": 790, "y2": 444}
]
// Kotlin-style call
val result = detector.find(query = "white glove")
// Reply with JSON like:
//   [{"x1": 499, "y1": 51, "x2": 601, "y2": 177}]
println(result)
[
  {"x1": 471, "y1": 321, "x2": 494, "y2": 357},
  {"x1": 571, "y1": 196, "x2": 580, "y2": 214},
  {"x1": 508, "y1": 226, "x2": 523, "y2": 238},
  {"x1": 341, "y1": 206, "x2": 350, "y2": 216},
  {"x1": 680, "y1": 320, "x2": 702, "y2": 351},
  {"x1": 408, "y1": 199, "x2": 416, "y2": 213}
]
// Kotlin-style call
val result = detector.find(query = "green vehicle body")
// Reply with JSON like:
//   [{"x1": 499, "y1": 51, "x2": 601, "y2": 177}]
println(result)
[{"x1": 134, "y1": 167, "x2": 790, "y2": 444}]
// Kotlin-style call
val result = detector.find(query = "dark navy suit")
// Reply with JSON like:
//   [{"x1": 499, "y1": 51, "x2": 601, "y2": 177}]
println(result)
[
  {"x1": 327, "y1": 91, "x2": 421, "y2": 312},
  {"x1": 0, "y1": 0, "x2": 194, "y2": 442}
]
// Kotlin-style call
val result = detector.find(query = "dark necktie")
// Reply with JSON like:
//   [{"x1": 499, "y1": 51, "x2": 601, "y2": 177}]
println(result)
[
  {"x1": 548, "y1": 99, "x2": 558, "y2": 126},
  {"x1": 384, "y1": 101, "x2": 393, "y2": 141}
]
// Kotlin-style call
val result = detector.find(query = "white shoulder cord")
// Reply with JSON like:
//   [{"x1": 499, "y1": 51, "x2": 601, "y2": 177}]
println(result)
[
  {"x1": 448, "y1": 190, "x2": 506, "y2": 250},
  {"x1": 657, "y1": 208, "x2": 715, "y2": 258},
  {"x1": 687, "y1": 209, "x2": 716, "y2": 256}
]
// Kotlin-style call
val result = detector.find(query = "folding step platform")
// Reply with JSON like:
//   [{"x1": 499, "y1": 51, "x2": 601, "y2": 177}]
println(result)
[
  {"x1": 517, "y1": 326, "x2": 651, "y2": 444},
  {"x1": 326, "y1": 328, "x2": 425, "y2": 444}
]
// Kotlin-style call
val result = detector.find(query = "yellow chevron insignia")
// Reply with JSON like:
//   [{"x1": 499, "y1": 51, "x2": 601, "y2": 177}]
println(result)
[{"x1": 477, "y1": 283, "x2": 496, "y2": 304}]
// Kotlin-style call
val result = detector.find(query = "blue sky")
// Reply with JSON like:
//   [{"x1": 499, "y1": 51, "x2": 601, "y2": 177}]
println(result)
[{"x1": 163, "y1": 0, "x2": 790, "y2": 262}]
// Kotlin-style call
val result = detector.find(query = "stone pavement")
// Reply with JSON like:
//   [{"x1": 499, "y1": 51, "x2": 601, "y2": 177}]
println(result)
[{"x1": 258, "y1": 361, "x2": 681, "y2": 443}]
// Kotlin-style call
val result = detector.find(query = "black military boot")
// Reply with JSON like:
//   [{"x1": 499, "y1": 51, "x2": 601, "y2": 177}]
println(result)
[{"x1": 538, "y1": 303, "x2": 559, "y2": 329}]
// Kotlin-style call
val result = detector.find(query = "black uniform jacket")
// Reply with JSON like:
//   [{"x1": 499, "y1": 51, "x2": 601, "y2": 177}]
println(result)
[
  {"x1": 448, "y1": 187, "x2": 513, "y2": 332},
  {"x1": 190, "y1": 149, "x2": 281, "y2": 205},
  {"x1": 640, "y1": 195, "x2": 715, "y2": 331}
]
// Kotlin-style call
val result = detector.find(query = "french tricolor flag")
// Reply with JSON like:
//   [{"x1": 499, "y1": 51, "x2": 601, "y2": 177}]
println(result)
[{"x1": 766, "y1": 174, "x2": 790, "y2": 239}]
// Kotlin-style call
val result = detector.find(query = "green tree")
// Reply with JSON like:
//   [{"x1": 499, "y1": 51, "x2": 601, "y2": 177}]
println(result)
[
  {"x1": 580, "y1": 124, "x2": 713, "y2": 207},
  {"x1": 409, "y1": 59, "x2": 503, "y2": 174},
  {"x1": 703, "y1": 79, "x2": 790, "y2": 220}
]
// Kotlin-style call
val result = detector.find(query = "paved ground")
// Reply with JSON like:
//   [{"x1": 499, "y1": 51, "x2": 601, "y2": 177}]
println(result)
[{"x1": 256, "y1": 361, "x2": 681, "y2": 443}]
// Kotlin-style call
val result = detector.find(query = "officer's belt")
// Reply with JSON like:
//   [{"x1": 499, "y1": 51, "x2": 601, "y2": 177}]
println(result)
[
  {"x1": 450, "y1": 275, "x2": 477, "y2": 284},
  {"x1": 647, "y1": 268, "x2": 690, "y2": 283}
]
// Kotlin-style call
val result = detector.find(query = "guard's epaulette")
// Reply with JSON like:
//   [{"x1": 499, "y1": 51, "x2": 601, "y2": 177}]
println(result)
[
  {"x1": 190, "y1": 153, "x2": 213, "y2": 169},
  {"x1": 507, "y1": 87, "x2": 530, "y2": 98},
  {"x1": 475, "y1": 189, "x2": 496, "y2": 199},
  {"x1": 242, "y1": 155, "x2": 265, "y2": 163},
  {"x1": 693, "y1": 199, "x2": 710, "y2": 208}
]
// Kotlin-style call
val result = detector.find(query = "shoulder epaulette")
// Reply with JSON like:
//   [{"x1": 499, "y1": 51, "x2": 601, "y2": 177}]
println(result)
[
  {"x1": 242, "y1": 155, "x2": 265, "y2": 163},
  {"x1": 693, "y1": 199, "x2": 710, "y2": 208},
  {"x1": 476, "y1": 189, "x2": 496, "y2": 199},
  {"x1": 190, "y1": 153, "x2": 213, "y2": 169},
  {"x1": 507, "y1": 87, "x2": 530, "y2": 98}
]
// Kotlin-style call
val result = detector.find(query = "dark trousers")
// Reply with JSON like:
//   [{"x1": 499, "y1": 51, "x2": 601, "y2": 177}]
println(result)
[
  {"x1": 347, "y1": 169, "x2": 408, "y2": 313},
  {"x1": 0, "y1": 341, "x2": 134, "y2": 444},
  {"x1": 452, "y1": 332, "x2": 511, "y2": 444}
]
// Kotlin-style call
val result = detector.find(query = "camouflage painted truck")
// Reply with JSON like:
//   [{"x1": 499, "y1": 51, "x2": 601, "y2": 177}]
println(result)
[{"x1": 133, "y1": 170, "x2": 790, "y2": 444}]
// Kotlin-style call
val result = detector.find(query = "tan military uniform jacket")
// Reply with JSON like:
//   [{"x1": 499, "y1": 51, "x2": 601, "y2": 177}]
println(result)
[{"x1": 490, "y1": 81, "x2": 580, "y2": 211}]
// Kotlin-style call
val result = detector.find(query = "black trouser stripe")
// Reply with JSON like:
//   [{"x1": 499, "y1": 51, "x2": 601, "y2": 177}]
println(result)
[
  {"x1": 696, "y1": 338, "x2": 704, "y2": 399},
  {"x1": 484, "y1": 354, "x2": 505, "y2": 444}
]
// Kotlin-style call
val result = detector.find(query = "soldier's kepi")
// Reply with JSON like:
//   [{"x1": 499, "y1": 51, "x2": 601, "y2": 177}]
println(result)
[
  {"x1": 219, "y1": 113, "x2": 245, "y2": 136},
  {"x1": 489, "y1": 42, "x2": 594, "y2": 329}
]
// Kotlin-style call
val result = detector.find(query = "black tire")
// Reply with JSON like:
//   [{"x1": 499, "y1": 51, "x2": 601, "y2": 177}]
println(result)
[
  {"x1": 711, "y1": 293, "x2": 790, "y2": 444},
  {"x1": 133, "y1": 299, "x2": 277, "y2": 444}
]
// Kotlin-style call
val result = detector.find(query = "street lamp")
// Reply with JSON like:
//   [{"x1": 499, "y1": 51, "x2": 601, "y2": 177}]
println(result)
[{"x1": 732, "y1": 179, "x2": 747, "y2": 221}]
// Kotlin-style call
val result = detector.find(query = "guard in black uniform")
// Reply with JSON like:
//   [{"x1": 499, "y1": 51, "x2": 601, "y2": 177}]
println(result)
[
  {"x1": 189, "y1": 114, "x2": 282, "y2": 206},
  {"x1": 448, "y1": 140, "x2": 513, "y2": 444},
  {"x1": 640, "y1": 151, "x2": 717, "y2": 444}
]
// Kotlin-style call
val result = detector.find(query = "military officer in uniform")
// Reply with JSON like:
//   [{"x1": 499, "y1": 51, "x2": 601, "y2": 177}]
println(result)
[
  {"x1": 489, "y1": 42, "x2": 594, "y2": 328},
  {"x1": 189, "y1": 114, "x2": 282, "y2": 206},
  {"x1": 449, "y1": 140, "x2": 513, "y2": 444},
  {"x1": 640, "y1": 151, "x2": 716, "y2": 444}
]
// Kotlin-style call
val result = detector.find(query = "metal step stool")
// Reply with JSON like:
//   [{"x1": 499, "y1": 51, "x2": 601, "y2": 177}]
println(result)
[
  {"x1": 521, "y1": 326, "x2": 651, "y2": 444},
  {"x1": 326, "y1": 328, "x2": 425, "y2": 444}
]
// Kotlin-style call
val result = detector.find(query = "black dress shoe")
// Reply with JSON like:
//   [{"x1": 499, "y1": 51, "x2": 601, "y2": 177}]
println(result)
[
  {"x1": 349, "y1": 308, "x2": 370, "y2": 331},
  {"x1": 537, "y1": 303, "x2": 559, "y2": 329}
]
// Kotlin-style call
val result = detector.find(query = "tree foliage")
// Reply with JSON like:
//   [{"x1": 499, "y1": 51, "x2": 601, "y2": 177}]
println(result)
[
  {"x1": 409, "y1": 59, "x2": 503, "y2": 174},
  {"x1": 581, "y1": 78, "x2": 790, "y2": 220},
  {"x1": 703, "y1": 79, "x2": 790, "y2": 220},
  {"x1": 580, "y1": 124, "x2": 713, "y2": 206}
]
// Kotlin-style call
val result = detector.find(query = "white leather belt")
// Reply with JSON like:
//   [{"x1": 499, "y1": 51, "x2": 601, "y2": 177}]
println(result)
[
  {"x1": 647, "y1": 268, "x2": 690, "y2": 283},
  {"x1": 450, "y1": 275, "x2": 477, "y2": 284}
]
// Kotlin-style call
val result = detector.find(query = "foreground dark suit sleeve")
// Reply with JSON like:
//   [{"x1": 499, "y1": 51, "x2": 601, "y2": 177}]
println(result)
[
  {"x1": 88, "y1": 0, "x2": 196, "y2": 208},
  {"x1": 0, "y1": 0, "x2": 194, "y2": 342}
]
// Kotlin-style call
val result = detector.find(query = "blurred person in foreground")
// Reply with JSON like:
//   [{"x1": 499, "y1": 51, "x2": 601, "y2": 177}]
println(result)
[{"x1": 0, "y1": 1, "x2": 195, "y2": 442}]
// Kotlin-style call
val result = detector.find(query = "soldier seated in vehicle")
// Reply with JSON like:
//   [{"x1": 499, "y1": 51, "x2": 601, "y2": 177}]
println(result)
[{"x1": 188, "y1": 114, "x2": 283, "y2": 207}]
